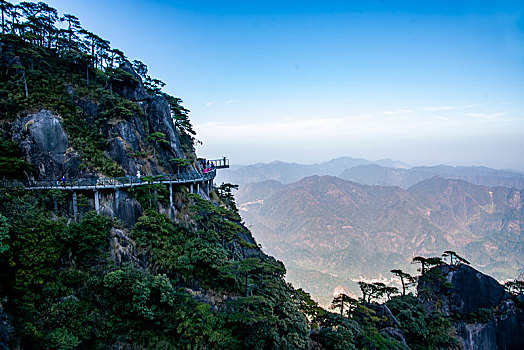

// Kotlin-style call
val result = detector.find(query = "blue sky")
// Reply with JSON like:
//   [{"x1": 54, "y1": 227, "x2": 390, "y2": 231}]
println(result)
[{"x1": 34, "y1": 1, "x2": 524, "y2": 169}]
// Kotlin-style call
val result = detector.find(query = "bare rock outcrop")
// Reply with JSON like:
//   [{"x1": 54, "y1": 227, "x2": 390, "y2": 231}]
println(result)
[{"x1": 9, "y1": 109, "x2": 82, "y2": 180}]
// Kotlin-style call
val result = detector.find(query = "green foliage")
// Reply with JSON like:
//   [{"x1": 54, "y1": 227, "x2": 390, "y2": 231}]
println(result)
[
  {"x1": 462, "y1": 308, "x2": 493, "y2": 324},
  {"x1": 0, "y1": 135, "x2": 31, "y2": 178},
  {"x1": 387, "y1": 294, "x2": 460, "y2": 350},
  {"x1": 390, "y1": 269, "x2": 417, "y2": 296},
  {"x1": 99, "y1": 93, "x2": 143, "y2": 122},
  {"x1": 442, "y1": 250, "x2": 470, "y2": 266},
  {"x1": 146, "y1": 132, "x2": 169, "y2": 157},
  {"x1": 60, "y1": 211, "x2": 111, "y2": 266},
  {"x1": 387, "y1": 295, "x2": 430, "y2": 349},
  {"x1": 132, "y1": 209, "x2": 185, "y2": 271},
  {"x1": 0, "y1": 213, "x2": 9, "y2": 253},
  {"x1": 330, "y1": 293, "x2": 358, "y2": 316},
  {"x1": 296, "y1": 288, "x2": 325, "y2": 321},
  {"x1": 215, "y1": 182, "x2": 240, "y2": 217},
  {"x1": 311, "y1": 311, "x2": 363, "y2": 350}
]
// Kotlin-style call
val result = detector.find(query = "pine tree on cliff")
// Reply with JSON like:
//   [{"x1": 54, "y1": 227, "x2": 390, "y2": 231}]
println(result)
[
  {"x1": 330, "y1": 293, "x2": 357, "y2": 316},
  {"x1": 390, "y1": 269, "x2": 416, "y2": 296},
  {"x1": 412, "y1": 256, "x2": 444, "y2": 275},
  {"x1": 442, "y1": 250, "x2": 470, "y2": 266}
]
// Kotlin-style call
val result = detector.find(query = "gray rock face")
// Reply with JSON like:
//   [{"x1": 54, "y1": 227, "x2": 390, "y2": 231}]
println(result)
[
  {"x1": 109, "y1": 228, "x2": 136, "y2": 264},
  {"x1": 420, "y1": 265, "x2": 524, "y2": 350},
  {"x1": 456, "y1": 322, "x2": 497, "y2": 350},
  {"x1": 107, "y1": 135, "x2": 139, "y2": 175},
  {"x1": 494, "y1": 299, "x2": 524, "y2": 350},
  {"x1": 9, "y1": 110, "x2": 81, "y2": 180},
  {"x1": 446, "y1": 265, "x2": 505, "y2": 315},
  {"x1": 99, "y1": 190, "x2": 142, "y2": 228},
  {"x1": 419, "y1": 264, "x2": 505, "y2": 316},
  {"x1": 145, "y1": 96, "x2": 185, "y2": 160},
  {"x1": 456, "y1": 302, "x2": 524, "y2": 350}
]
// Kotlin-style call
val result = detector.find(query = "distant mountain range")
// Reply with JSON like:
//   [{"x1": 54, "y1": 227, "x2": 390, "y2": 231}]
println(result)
[
  {"x1": 215, "y1": 156, "x2": 409, "y2": 186},
  {"x1": 216, "y1": 156, "x2": 524, "y2": 189},
  {"x1": 237, "y1": 175, "x2": 524, "y2": 304},
  {"x1": 340, "y1": 164, "x2": 524, "y2": 189}
]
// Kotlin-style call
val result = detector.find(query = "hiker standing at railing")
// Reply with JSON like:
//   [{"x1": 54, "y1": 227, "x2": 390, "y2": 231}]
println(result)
[{"x1": 137, "y1": 170, "x2": 141, "y2": 184}]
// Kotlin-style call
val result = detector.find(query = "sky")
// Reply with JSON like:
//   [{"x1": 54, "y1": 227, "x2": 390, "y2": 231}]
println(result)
[{"x1": 26, "y1": 0, "x2": 524, "y2": 170}]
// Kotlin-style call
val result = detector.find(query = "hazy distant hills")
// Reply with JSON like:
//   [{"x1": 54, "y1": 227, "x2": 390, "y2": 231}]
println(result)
[
  {"x1": 339, "y1": 164, "x2": 524, "y2": 189},
  {"x1": 215, "y1": 156, "x2": 408, "y2": 186},
  {"x1": 217, "y1": 156, "x2": 524, "y2": 190},
  {"x1": 237, "y1": 175, "x2": 523, "y2": 303}
]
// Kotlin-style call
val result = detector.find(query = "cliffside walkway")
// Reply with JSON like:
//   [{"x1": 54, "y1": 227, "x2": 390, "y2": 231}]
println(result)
[
  {"x1": 0, "y1": 158, "x2": 229, "y2": 221},
  {"x1": 3, "y1": 170, "x2": 217, "y2": 191},
  {"x1": 1, "y1": 157, "x2": 229, "y2": 191}
]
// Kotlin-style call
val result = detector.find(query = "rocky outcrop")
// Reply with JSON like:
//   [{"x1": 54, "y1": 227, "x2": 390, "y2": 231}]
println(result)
[
  {"x1": 9, "y1": 110, "x2": 82, "y2": 180},
  {"x1": 109, "y1": 228, "x2": 136, "y2": 265},
  {"x1": 455, "y1": 321, "x2": 497, "y2": 350},
  {"x1": 445, "y1": 264, "x2": 505, "y2": 315},
  {"x1": 99, "y1": 190, "x2": 143, "y2": 227},
  {"x1": 113, "y1": 61, "x2": 149, "y2": 101},
  {"x1": 419, "y1": 265, "x2": 524, "y2": 350}
]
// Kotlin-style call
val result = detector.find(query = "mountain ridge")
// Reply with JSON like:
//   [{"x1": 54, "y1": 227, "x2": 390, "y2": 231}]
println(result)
[
  {"x1": 217, "y1": 157, "x2": 524, "y2": 189},
  {"x1": 237, "y1": 174, "x2": 524, "y2": 303}
]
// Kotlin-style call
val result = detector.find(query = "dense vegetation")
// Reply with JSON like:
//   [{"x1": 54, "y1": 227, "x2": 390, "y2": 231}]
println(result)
[
  {"x1": 1, "y1": 2, "x2": 520, "y2": 349},
  {"x1": 0, "y1": 184, "x2": 313, "y2": 348}
]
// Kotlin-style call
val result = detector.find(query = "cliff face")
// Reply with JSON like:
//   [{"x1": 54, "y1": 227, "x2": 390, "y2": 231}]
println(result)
[
  {"x1": 3, "y1": 62, "x2": 184, "y2": 182},
  {"x1": 418, "y1": 264, "x2": 524, "y2": 350}
]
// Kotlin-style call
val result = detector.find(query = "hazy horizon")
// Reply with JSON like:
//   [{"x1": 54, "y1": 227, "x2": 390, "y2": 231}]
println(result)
[
  {"x1": 229, "y1": 155, "x2": 524, "y2": 173},
  {"x1": 35, "y1": 0, "x2": 524, "y2": 171}
]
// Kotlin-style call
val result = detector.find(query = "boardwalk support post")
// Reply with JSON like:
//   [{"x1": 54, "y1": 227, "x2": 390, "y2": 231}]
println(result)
[
  {"x1": 94, "y1": 190, "x2": 100, "y2": 214},
  {"x1": 72, "y1": 191, "x2": 78, "y2": 221},
  {"x1": 169, "y1": 183, "x2": 174, "y2": 219},
  {"x1": 115, "y1": 189, "x2": 120, "y2": 214}
]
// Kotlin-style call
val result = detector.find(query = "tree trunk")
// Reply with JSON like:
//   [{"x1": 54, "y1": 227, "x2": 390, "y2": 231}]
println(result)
[{"x1": 22, "y1": 70, "x2": 28, "y2": 98}]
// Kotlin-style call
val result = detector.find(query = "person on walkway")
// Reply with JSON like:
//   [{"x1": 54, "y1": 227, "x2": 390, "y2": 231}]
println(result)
[
  {"x1": 137, "y1": 170, "x2": 141, "y2": 184},
  {"x1": 61, "y1": 176, "x2": 66, "y2": 186}
]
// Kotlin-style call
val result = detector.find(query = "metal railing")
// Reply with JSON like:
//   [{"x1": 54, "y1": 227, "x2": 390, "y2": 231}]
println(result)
[
  {"x1": 206, "y1": 158, "x2": 229, "y2": 169},
  {"x1": 0, "y1": 169, "x2": 216, "y2": 191}
]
